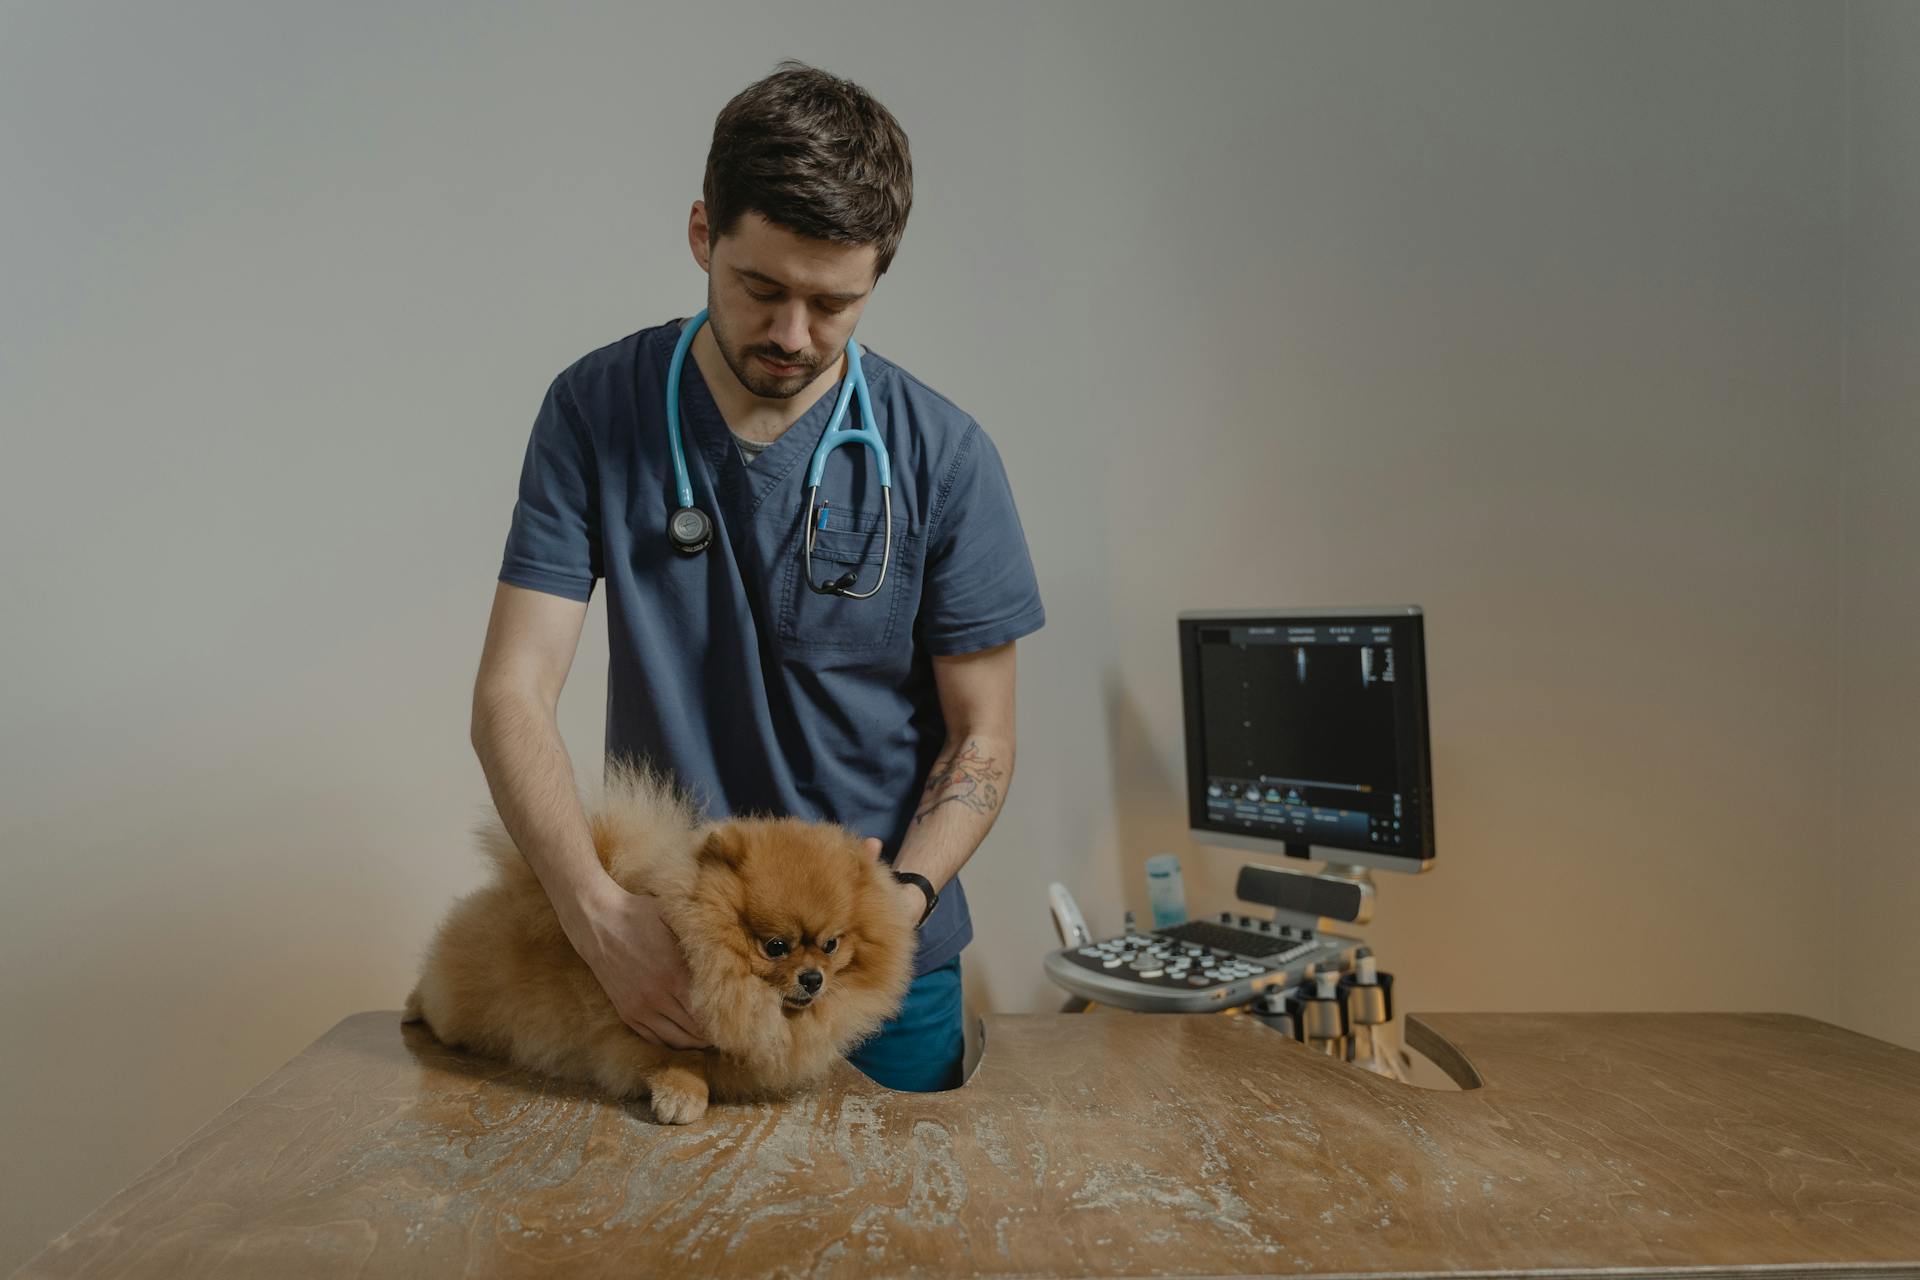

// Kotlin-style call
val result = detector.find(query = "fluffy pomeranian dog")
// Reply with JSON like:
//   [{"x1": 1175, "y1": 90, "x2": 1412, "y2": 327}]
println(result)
[{"x1": 405, "y1": 763, "x2": 915, "y2": 1124}]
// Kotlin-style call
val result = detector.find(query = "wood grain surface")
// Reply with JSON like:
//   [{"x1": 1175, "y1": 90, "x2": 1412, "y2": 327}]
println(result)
[{"x1": 16, "y1": 1010, "x2": 1920, "y2": 1278}]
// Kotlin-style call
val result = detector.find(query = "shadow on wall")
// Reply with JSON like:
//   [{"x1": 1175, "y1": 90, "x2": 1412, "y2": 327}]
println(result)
[{"x1": 1102, "y1": 671, "x2": 1245, "y2": 928}]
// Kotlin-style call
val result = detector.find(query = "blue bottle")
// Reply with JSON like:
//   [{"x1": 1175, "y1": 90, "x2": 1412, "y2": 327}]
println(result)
[{"x1": 1145, "y1": 853, "x2": 1187, "y2": 928}]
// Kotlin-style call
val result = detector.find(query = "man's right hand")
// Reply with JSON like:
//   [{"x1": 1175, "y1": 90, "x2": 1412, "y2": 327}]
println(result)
[{"x1": 571, "y1": 883, "x2": 711, "y2": 1050}]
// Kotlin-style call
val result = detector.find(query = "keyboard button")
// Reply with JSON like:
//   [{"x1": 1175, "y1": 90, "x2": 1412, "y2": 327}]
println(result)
[{"x1": 1102, "y1": 958, "x2": 1123, "y2": 969}]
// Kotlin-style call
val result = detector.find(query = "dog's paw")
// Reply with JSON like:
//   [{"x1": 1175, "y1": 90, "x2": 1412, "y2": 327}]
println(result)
[{"x1": 649, "y1": 1081, "x2": 709, "y2": 1125}]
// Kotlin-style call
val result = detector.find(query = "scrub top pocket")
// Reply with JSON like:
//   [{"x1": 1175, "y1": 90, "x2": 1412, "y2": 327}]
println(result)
[{"x1": 777, "y1": 505, "x2": 908, "y2": 653}]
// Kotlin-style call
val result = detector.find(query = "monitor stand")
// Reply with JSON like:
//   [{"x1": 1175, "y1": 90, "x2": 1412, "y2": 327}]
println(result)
[{"x1": 1283, "y1": 841, "x2": 1378, "y2": 897}]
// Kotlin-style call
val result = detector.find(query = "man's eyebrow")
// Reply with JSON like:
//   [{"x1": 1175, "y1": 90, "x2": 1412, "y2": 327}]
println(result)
[{"x1": 734, "y1": 267, "x2": 868, "y2": 303}]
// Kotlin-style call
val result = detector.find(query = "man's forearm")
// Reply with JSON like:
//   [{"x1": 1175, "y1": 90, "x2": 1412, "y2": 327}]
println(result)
[
  {"x1": 470, "y1": 688, "x2": 618, "y2": 939},
  {"x1": 891, "y1": 731, "x2": 1015, "y2": 891}
]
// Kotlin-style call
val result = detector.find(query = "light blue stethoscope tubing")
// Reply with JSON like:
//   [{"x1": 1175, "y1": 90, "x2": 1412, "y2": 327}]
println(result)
[{"x1": 665, "y1": 308, "x2": 893, "y2": 599}]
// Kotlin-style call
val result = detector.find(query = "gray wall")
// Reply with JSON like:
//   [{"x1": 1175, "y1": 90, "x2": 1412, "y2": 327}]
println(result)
[
  {"x1": 1838, "y1": 0, "x2": 1920, "y2": 1049},
  {"x1": 2, "y1": 1, "x2": 1903, "y2": 1270}
]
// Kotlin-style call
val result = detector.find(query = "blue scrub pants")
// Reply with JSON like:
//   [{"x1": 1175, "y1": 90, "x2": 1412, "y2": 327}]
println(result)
[{"x1": 846, "y1": 955, "x2": 964, "y2": 1091}]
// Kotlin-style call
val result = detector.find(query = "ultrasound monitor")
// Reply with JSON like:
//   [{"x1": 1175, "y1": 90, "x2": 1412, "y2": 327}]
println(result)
[{"x1": 1179, "y1": 607, "x2": 1435, "y2": 874}]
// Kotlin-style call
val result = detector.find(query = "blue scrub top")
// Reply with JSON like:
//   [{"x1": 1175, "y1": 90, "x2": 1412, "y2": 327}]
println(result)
[{"x1": 499, "y1": 319, "x2": 1046, "y2": 974}]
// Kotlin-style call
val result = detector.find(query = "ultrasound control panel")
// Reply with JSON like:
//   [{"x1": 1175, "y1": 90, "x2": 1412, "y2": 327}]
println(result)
[{"x1": 1043, "y1": 913, "x2": 1351, "y2": 1013}]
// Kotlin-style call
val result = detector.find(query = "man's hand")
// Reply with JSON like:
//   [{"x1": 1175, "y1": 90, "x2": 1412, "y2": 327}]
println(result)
[
  {"x1": 858, "y1": 836, "x2": 928, "y2": 929},
  {"x1": 889, "y1": 881, "x2": 927, "y2": 929},
  {"x1": 571, "y1": 882, "x2": 710, "y2": 1050}
]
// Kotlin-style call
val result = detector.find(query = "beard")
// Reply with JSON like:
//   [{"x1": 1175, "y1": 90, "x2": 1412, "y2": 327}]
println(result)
[{"x1": 705, "y1": 286, "x2": 831, "y2": 400}]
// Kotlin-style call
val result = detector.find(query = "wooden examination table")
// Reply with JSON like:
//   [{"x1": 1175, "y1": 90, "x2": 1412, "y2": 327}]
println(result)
[{"x1": 16, "y1": 1008, "x2": 1920, "y2": 1277}]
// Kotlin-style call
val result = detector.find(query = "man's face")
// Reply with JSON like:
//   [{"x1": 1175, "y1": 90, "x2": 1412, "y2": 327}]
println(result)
[{"x1": 689, "y1": 206, "x2": 879, "y2": 401}]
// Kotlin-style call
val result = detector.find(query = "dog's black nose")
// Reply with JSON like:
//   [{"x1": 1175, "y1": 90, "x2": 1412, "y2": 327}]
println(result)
[{"x1": 799, "y1": 969, "x2": 823, "y2": 994}]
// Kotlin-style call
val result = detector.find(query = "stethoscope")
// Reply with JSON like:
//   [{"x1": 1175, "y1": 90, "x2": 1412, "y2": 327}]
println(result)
[{"x1": 664, "y1": 308, "x2": 893, "y2": 599}]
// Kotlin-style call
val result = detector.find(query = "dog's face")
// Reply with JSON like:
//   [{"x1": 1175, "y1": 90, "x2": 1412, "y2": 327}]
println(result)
[{"x1": 693, "y1": 820, "x2": 883, "y2": 1013}]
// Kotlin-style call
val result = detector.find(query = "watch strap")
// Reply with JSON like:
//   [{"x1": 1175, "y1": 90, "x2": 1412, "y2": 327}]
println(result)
[{"x1": 890, "y1": 869, "x2": 938, "y2": 927}]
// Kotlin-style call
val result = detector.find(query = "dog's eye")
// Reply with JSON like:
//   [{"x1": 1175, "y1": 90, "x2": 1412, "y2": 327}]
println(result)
[
  {"x1": 822, "y1": 937, "x2": 839, "y2": 955},
  {"x1": 763, "y1": 938, "x2": 790, "y2": 959}
]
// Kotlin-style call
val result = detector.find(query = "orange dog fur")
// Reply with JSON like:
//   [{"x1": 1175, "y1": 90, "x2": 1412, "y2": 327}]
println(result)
[{"x1": 405, "y1": 764, "x2": 915, "y2": 1124}]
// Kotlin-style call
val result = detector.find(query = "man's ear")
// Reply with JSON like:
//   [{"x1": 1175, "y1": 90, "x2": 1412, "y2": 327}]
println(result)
[
  {"x1": 688, "y1": 200, "x2": 713, "y2": 273},
  {"x1": 698, "y1": 825, "x2": 746, "y2": 872}
]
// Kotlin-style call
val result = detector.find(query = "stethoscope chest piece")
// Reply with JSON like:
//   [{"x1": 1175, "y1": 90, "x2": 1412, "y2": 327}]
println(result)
[{"x1": 668, "y1": 506, "x2": 712, "y2": 555}]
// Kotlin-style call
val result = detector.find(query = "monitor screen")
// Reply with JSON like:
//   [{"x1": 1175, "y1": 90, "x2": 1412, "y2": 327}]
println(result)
[{"x1": 1179, "y1": 608, "x2": 1435, "y2": 872}]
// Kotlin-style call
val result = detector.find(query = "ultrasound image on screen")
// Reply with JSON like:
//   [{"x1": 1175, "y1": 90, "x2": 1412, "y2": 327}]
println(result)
[{"x1": 1198, "y1": 635, "x2": 1398, "y2": 791}]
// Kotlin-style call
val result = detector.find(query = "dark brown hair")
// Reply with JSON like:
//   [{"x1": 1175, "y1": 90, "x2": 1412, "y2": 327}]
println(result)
[{"x1": 703, "y1": 61, "x2": 914, "y2": 277}]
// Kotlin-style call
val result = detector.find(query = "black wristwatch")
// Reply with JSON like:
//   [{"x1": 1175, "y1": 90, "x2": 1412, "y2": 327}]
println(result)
[{"x1": 891, "y1": 869, "x2": 939, "y2": 928}]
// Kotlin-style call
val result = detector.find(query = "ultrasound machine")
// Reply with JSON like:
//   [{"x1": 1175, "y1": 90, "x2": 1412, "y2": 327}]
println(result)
[{"x1": 1043, "y1": 607, "x2": 1435, "y2": 1070}]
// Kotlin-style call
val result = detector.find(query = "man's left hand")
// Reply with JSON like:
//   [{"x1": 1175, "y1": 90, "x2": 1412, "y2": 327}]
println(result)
[{"x1": 890, "y1": 881, "x2": 926, "y2": 928}]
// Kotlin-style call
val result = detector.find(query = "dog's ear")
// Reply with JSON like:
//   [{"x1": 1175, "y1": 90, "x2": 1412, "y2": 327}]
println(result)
[{"x1": 698, "y1": 825, "x2": 746, "y2": 873}]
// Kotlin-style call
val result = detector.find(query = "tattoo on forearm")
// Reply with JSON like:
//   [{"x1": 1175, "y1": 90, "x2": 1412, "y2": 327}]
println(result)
[{"x1": 914, "y1": 740, "x2": 1003, "y2": 824}]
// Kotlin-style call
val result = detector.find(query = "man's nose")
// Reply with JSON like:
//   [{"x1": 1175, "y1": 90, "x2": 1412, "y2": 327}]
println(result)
[
  {"x1": 799, "y1": 969, "x2": 823, "y2": 994},
  {"x1": 768, "y1": 302, "x2": 809, "y2": 355}
]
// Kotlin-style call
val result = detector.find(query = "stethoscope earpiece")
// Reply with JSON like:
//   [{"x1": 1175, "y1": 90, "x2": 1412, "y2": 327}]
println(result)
[
  {"x1": 668, "y1": 506, "x2": 712, "y2": 555},
  {"x1": 810, "y1": 569, "x2": 860, "y2": 595}
]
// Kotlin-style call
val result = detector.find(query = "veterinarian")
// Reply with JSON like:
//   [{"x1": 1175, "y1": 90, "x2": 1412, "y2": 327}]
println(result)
[{"x1": 469, "y1": 63, "x2": 1044, "y2": 1093}]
